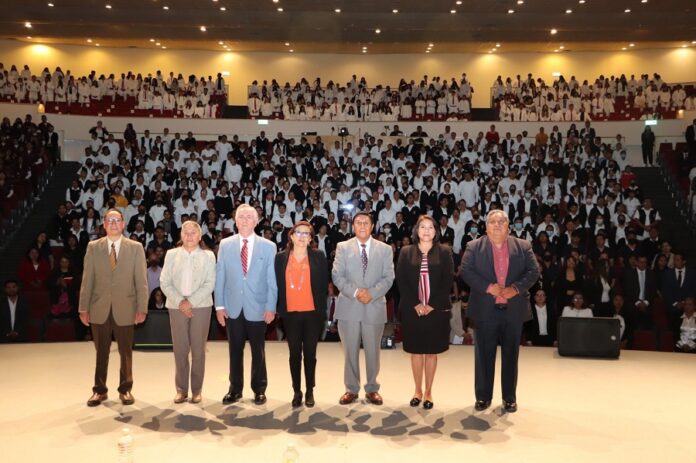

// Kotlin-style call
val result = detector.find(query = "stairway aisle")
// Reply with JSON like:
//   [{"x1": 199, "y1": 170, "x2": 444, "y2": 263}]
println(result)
[
  {"x1": 0, "y1": 161, "x2": 80, "y2": 285},
  {"x1": 632, "y1": 167, "x2": 696, "y2": 260}
]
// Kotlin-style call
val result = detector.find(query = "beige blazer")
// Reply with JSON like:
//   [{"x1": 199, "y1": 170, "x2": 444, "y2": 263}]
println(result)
[
  {"x1": 159, "y1": 246, "x2": 216, "y2": 309},
  {"x1": 78, "y1": 236, "x2": 148, "y2": 326}
]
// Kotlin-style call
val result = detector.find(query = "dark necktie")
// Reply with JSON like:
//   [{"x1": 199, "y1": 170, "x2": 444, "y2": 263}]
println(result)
[
  {"x1": 361, "y1": 244, "x2": 368, "y2": 276},
  {"x1": 241, "y1": 238, "x2": 248, "y2": 275},
  {"x1": 677, "y1": 270, "x2": 683, "y2": 288}
]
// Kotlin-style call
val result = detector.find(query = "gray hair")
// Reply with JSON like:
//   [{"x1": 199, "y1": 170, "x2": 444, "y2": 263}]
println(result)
[
  {"x1": 234, "y1": 204, "x2": 259, "y2": 223},
  {"x1": 180, "y1": 220, "x2": 202, "y2": 235},
  {"x1": 486, "y1": 209, "x2": 509, "y2": 223}
]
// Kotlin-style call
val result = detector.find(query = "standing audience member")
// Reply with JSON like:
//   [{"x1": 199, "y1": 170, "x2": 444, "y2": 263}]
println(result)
[{"x1": 0, "y1": 280, "x2": 29, "y2": 343}]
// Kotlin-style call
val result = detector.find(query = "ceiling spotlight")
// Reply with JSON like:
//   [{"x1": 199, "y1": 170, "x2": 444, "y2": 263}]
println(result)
[
  {"x1": 105, "y1": 4, "x2": 111, "y2": 9},
  {"x1": 277, "y1": 7, "x2": 283, "y2": 11},
  {"x1": 496, "y1": 43, "x2": 501, "y2": 47},
  {"x1": 550, "y1": 28, "x2": 558, "y2": 34},
  {"x1": 273, "y1": 0, "x2": 278, "y2": 2},
  {"x1": 559, "y1": 45, "x2": 565, "y2": 49},
  {"x1": 149, "y1": 38, "x2": 155, "y2": 42},
  {"x1": 87, "y1": 38, "x2": 92, "y2": 43},
  {"x1": 507, "y1": 9, "x2": 514, "y2": 14},
  {"x1": 25, "y1": 22, "x2": 32, "y2": 28},
  {"x1": 156, "y1": 42, "x2": 161, "y2": 46},
  {"x1": 692, "y1": 41, "x2": 696, "y2": 44},
  {"x1": 289, "y1": 49, "x2": 294, "y2": 52},
  {"x1": 26, "y1": 36, "x2": 32, "y2": 39},
  {"x1": 362, "y1": 49, "x2": 367, "y2": 53},
  {"x1": 621, "y1": 47, "x2": 627, "y2": 50},
  {"x1": 285, "y1": 42, "x2": 290, "y2": 46},
  {"x1": 517, "y1": 0, "x2": 524, "y2": 4},
  {"x1": 161, "y1": 46, "x2": 166, "y2": 49},
  {"x1": 429, "y1": 43, "x2": 434, "y2": 47},
  {"x1": 218, "y1": 41, "x2": 224, "y2": 45},
  {"x1": 200, "y1": 26, "x2": 207, "y2": 31},
  {"x1": 392, "y1": 8, "x2": 398, "y2": 13},
  {"x1": 554, "y1": 49, "x2": 559, "y2": 52},
  {"x1": 566, "y1": 9, "x2": 572, "y2": 13},
  {"x1": 95, "y1": 43, "x2": 100, "y2": 47},
  {"x1": 426, "y1": 50, "x2": 431, "y2": 53},
  {"x1": 334, "y1": 8, "x2": 341, "y2": 13},
  {"x1": 456, "y1": 0, "x2": 462, "y2": 4},
  {"x1": 624, "y1": 8, "x2": 631, "y2": 13},
  {"x1": 579, "y1": 0, "x2": 585, "y2": 3},
  {"x1": 48, "y1": 2, "x2": 54, "y2": 6},
  {"x1": 375, "y1": 28, "x2": 381, "y2": 34},
  {"x1": 491, "y1": 48, "x2": 496, "y2": 52},
  {"x1": 641, "y1": 0, "x2": 647, "y2": 3},
  {"x1": 682, "y1": 44, "x2": 688, "y2": 48},
  {"x1": 450, "y1": 9, "x2": 456, "y2": 13},
  {"x1": 629, "y1": 43, "x2": 635, "y2": 47},
  {"x1": 220, "y1": 6, "x2": 226, "y2": 10}
]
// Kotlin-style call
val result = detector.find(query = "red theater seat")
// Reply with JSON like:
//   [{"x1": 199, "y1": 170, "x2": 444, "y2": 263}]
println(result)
[
  {"x1": 44, "y1": 319, "x2": 76, "y2": 342},
  {"x1": 631, "y1": 330, "x2": 657, "y2": 351}
]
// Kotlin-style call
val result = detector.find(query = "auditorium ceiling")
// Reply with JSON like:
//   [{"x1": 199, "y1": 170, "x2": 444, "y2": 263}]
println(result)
[{"x1": 4, "y1": 0, "x2": 696, "y2": 54}]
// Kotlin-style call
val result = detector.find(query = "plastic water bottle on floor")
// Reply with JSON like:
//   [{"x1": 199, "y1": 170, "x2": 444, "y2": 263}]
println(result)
[
  {"x1": 282, "y1": 443, "x2": 299, "y2": 463},
  {"x1": 117, "y1": 428, "x2": 134, "y2": 463}
]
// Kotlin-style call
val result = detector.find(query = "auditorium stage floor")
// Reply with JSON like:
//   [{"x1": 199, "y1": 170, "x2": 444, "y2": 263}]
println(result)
[{"x1": 0, "y1": 341, "x2": 692, "y2": 462}]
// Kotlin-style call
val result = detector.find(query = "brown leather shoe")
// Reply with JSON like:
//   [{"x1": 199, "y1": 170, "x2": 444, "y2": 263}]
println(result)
[
  {"x1": 190, "y1": 393, "x2": 202, "y2": 404},
  {"x1": 365, "y1": 392, "x2": 383, "y2": 405},
  {"x1": 174, "y1": 392, "x2": 188, "y2": 404},
  {"x1": 119, "y1": 391, "x2": 135, "y2": 405},
  {"x1": 339, "y1": 392, "x2": 359, "y2": 405},
  {"x1": 87, "y1": 392, "x2": 107, "y2": 407}
]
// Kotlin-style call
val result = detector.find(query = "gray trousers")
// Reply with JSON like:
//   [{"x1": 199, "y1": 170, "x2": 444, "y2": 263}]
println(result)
[
  {"x1": 168, "y1": 308, "x2": 211, "y2": 395},
  {"x1": 337, "y1": 319, "x2": 384, "y2": 394}
]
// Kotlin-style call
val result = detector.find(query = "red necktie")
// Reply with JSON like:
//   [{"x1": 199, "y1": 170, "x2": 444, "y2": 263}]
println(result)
[
  {"x1": 241, "y1": 238, "x2": 248, "y2": 275},
  {"x1": 329, "y1": 297, "x2": 336, "y2": 320}
]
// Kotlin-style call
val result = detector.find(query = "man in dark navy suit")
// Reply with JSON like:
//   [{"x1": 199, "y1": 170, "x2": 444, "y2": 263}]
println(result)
[{"x1": 460, "y1": 209, "x2": 540, "y2": 413}]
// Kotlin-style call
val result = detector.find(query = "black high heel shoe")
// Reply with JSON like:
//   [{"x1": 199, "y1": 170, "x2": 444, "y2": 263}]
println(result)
[
  {"x1": 305, "y1": 390, "x2": 315, "y2": 408},
  {"x1": 423, "y1": 400, "x2": 434, "y2": 410},
  {"x1": 291, "y1": 391, "x2": 303, "y2": 408},
  {"x1": 409, "y1": 397, "x2": 422, "y2": 407}
]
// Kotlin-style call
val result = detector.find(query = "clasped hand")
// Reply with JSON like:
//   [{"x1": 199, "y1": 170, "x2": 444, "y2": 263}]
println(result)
[
  {"x1": 356, "y1": 288, "x2": 373, "y2": 304},
  {"x1": 487, "y1": 283, "x2": 517, "y2": 300},
  {"x1": 414, "y1": 303, "x2": 434, "y2": 316},
  {"x1": 179, "y1": 299, "x2": 193, "y2": 318}
]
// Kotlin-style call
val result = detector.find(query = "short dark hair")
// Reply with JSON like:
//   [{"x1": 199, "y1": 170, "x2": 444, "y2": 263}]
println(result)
[{"x1": 352, "y1": 211, "x2": 373, "y2": 225}]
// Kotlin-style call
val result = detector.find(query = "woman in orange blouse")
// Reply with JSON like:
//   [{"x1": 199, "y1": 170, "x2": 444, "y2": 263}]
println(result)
[{"x1": 274, "y1": 221, "x2": 328, "y2": 408}]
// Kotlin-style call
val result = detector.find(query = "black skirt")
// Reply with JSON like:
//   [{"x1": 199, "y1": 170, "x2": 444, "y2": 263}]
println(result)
[{"x1": 401, "y1": 306, "x2": 451, "y2": 354}]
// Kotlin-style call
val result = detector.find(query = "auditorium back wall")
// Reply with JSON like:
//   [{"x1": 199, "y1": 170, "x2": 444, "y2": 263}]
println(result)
[{"x1": 1, "y1": 40, "x2": 695, "y2": 108}]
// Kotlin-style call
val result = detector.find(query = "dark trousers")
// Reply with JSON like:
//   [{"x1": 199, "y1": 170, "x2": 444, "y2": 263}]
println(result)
[
  {"x1": 91, "y1": 310, "x2": 134, "y2": 394},
  {"x1": 642, "y1": 145, "x2": 654, "y2": 166},
  {"x1": 473, "y1": 308, "x2": 523, "y2": 403},
  {"x1": 283, "y1": 311, "x2": 324, "y2": 392},
  {"x1": 225, "y1": 311, "x2": 267, "y2": 395}
]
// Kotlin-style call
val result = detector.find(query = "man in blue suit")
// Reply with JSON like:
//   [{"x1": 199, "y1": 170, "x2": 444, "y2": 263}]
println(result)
[
  {"x1": 215, "y1": 204, "x2": 278, "y2": 405},
  {"x1": 460, "y1": 209, "x2": 539, "y2": 413}
]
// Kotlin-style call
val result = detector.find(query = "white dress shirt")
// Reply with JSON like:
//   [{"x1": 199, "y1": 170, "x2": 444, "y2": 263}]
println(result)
[
  {"x1": 7, "y1": 296, "x2": 17, "y2": 331},
  {"x1": 107, "y1": 236, "x2": 123, "y2": 258},
  {"x1": 534, "y1": 304, "x2": 548, "y2": 336},
  {"x1": 561, "y1": 306, "x2": 594, "y2": 318}
]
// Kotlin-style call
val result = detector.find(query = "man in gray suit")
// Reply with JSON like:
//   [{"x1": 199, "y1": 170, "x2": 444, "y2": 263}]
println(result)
[{"x1": 332, "y1": 212, "x2": 394, "y2": 405}]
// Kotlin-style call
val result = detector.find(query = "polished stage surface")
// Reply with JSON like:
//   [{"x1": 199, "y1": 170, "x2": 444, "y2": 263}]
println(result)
[{"x1": 0, "y1": 341, "x2": 692, "y2": 462}]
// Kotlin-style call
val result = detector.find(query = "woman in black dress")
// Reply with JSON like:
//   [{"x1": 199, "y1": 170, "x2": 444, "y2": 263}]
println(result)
[{"x1": 396, "y1": 215, "x2": 454, "y2": 410}]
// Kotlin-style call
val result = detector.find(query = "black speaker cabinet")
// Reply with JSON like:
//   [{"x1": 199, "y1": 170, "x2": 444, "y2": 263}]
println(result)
[
  {"x1": 557, "y1": 317, "x2": 621, "y2": 358},
  {"x1": 134, "y1": 309, "x2": 173, "y2": 349}
]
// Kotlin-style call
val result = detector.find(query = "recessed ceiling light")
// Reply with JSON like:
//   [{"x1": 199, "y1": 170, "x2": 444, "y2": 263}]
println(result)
[
  {"x1": 48, "y1": 2, "x2": 54, "y2": 6},
  {"x1": 517, "y1": 0, "x2": 524, "y2": 4},
  {"x1": 149, "y1": 38, "x2": 155, "y2": 42},
  {"x1": 156, "y1": 42, "x2": 161, "y2": 46},
  {"x1": 375, "y1": 28, "x2": 381, "y2": 34},
  {"x1": 682, "y1": 44, "x2": 688, "y2": 48},
  {"x1": 218, "y1": 41, "x2": 224, "y2": 45},
  {"x1": 507, "y1": 9, "x2": 514, "y2": 14},
  {"x1": 277, "y1": 7, "x2": 283, "y2": 11},
  {"x1": 105, "y1": 4, "x2": 111, "y2": 9},
  {"x1": 426, "y1": 50, "x2": 431, "y2": 53},
  {"x1": 554, "y1": 49, "x2": 559, "y2": 52},
  {"x1": 496, "y1": 43, "x2": 501, "y2": 47},
  {"x1": 429, "y1": 43, "x2": 434, "y2": 47},
  {"x1": 87, "y1": 38, "x2": 92, "y2": 43},
  {"x1": 220, "y1": 6, "x2": 226, "y2": 10},
  {"x1": 161, "y1": 46, "x2": 166, "y2": 49},
  {"x1": 362, "y1": 49, "x2": 367, "y2": 53},
  {"x1": 490, "y1": 48, "x2": 496, "y2": 52},
  {"x1": 26, "y1": 36, "x2": 32, "y2": 39},
  {"x1": 550, "y1": 28, "x2": 558, "y2": 34},
  {"x1": 450, "y1": 9, "x2": 456, "y2": 13},
  {"x1": 579, "y1": 0, "x2": 585, "y2": 3},
  {"x1": 456, "y1": 0, "x2": 462, "y2": 4},
  {"x1": 624, "y1": 8, "x2": 631, "y2": 13},
  {"x1": 392, "y1": 8, "x2": 398, "y2": 13},
  {"x1": 692, "y1": 40, "x2": 696, "y2": 44},
  {"x1": 25, "y1": 22, "x2": 32, "y2": 28},
  {"x1": 95, "y1": 43, "x2": 100, "y2": 47},
  {"x1": 289, "y1": 49, "x2": 294, "y2": 52},
  {"x1": 285, "y1": 42, "x2": 290, "y2": 46},
  {"x1": 566, "y1": 9, "x2": 572, "y2": 13},
  {"x1": 334, "y1": 8, "x2": 341, "y2": 13},
  {"x1": 163, "y1": 5, "x2": 169, "y2": 10},
  {"x1": 200, "y1": 26, "x2": 207, "y2": 31},
  {"x1": 273, "y1": 0, "x2": 278, "y2": 2},
  {"x1": 621, "y1": 47, "x2": 627, "y2": 50},
  {"x1": 629, "y1": 43, "x2": 635, "y2": 47},
  {"x1": 641, "y1": 0, "x2": 647, "y2": 3},
  {"x1": 559, "y1": 45, "x2": 565, "y2": 49}
]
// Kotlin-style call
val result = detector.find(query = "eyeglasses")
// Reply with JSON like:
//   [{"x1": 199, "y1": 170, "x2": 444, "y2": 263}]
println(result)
[
  {"x1": 105, "y1": 218, "x2": 123, "y2": 224},
  {"x1": 488, "y1": 219, "x2": 508, "y2": 225},
  {"x1": 354, "y1": 221, "x2": 371, "y2": 227},
  {"x1": 294, "y1": 231, "x2": 311, "y2": 237}
]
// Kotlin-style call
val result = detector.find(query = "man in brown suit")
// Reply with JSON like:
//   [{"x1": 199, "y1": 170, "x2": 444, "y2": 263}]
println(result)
[{"x1": 79, "y1": 209, "x2": 148, "y2": 406}]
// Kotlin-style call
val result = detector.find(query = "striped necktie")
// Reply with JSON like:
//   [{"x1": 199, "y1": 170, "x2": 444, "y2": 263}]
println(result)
[
  {"x1": 241, "y1": 239, "x2": 249, "y2": 275},
  {"x1": 361, "y1": 244, "x2": 368, "y2": 276},
  {"x1": 110, "y1": 243, "x2": 117, "y2": 271}
]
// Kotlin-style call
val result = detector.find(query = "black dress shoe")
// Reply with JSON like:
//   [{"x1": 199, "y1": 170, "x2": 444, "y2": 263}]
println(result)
[
  {"x1": 474, "y1": 400, "x2": 491, "y2": 411},
  {"x1": 305, "y1": 390, "x2": 315, "y2": 408},
  {"x1": 291, "y1": 392, "x2": 302, "y2": 408},
  {"x1": 423, "y1": 400, "x2": 434, "y2": 410},
  {"x1": 119, "y1": 391, "x2": 135, "y2": 405},
  {"x1": 222, "y1": 391, "x2": 242, "y2": 404},
  {"x1": 503, "y1": 401, "x2": 518, "y2": 413},
  {"x1": 87, "y1": 392, "x2": 107, "y2": 407},
  {"x1": 254, "y1": 393, "x2": 267, "y2": 405},
  {"x1": 409, "y1": 397, "x2": 422, "y2": 407}
]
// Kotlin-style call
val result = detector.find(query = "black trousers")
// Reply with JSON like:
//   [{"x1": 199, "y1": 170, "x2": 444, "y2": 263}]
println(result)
[
  {"x1": 283, "y1": 311, "x2": 324, "y2": 392},
  {"x1": 91, "y1": 310, "x2": 134, "y2": 394},
  {"x1": 225, "y1": 311, "x2": 267, "y2": 395},
  {"x1": 473, "y1": 308, "x2": 524, "y2": 403},
  {"x1": 642, "y1": 145, "x2": 654, "y2": 166}
]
